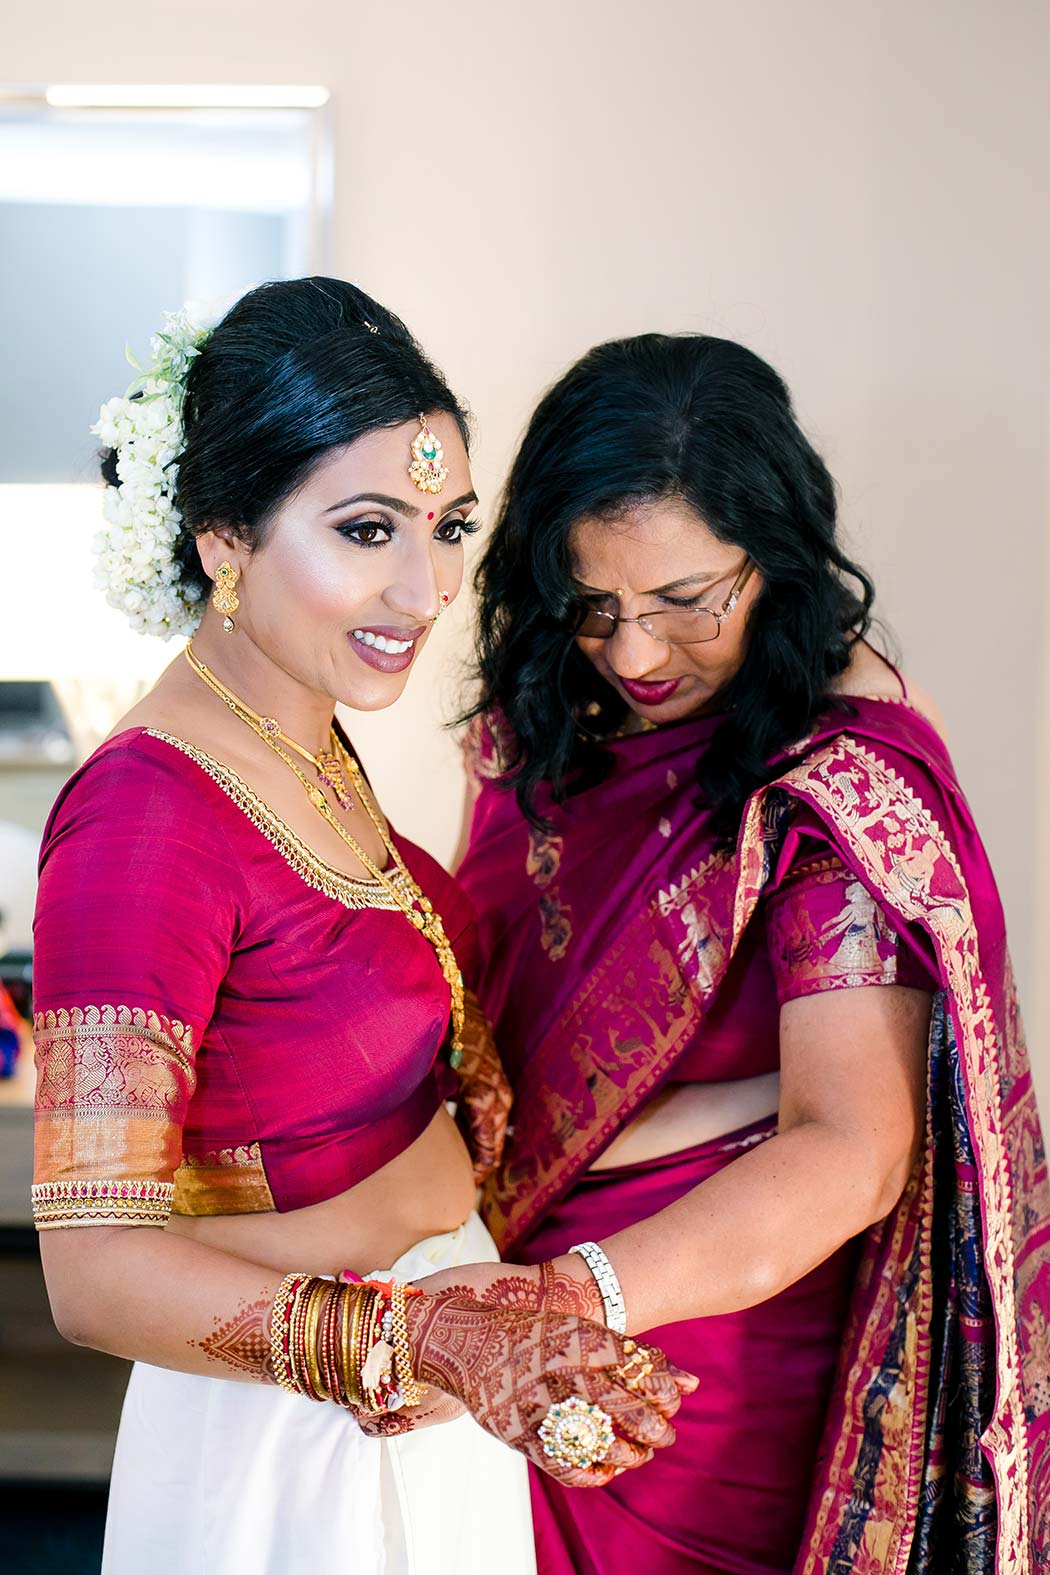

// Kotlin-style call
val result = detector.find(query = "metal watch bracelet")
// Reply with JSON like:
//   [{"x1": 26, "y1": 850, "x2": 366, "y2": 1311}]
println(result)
[{"x1": 568, "y1": 1240, "x2": 627, "y2": 1334}]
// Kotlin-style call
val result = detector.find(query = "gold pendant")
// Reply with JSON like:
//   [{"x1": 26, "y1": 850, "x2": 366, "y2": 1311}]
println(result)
[{"x1": 314, "y1": 751, "x2": 351, "y2": 810}]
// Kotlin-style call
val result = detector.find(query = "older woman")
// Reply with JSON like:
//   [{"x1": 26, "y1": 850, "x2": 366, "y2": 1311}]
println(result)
[
  {"x1": 31, "y1": 283, "x2": 693, "y2": 1575},
  {"x1": 448, "y1": 334, "x2": 1050, "y2": 1573}
]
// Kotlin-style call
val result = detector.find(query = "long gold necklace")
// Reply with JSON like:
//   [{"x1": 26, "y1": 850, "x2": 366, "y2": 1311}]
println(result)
[
  {"x1": 185, "y1": 647, "x2": 353, "y2": 810},
  {"x1": 184, "y1": 645, "x2": 464, "y2": 1065}
]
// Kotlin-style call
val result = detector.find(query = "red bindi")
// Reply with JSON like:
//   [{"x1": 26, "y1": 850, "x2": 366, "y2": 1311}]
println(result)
[{"x1": 428, "y1": 511, "x2": 435, "y2": 520}]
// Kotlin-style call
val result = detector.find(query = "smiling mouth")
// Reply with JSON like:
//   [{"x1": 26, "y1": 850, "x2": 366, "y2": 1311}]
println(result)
[
  {"x1": 347, "y1": 624, "x2": 427, "y2": 675},
  {"x1": 352, "y1": 629, "x2": 415, "y2": 655}
]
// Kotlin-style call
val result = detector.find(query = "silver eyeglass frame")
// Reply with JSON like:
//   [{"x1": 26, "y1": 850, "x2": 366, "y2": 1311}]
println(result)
[{"x1": 575, "y1": 557, "x2": 755, "y2": 646}]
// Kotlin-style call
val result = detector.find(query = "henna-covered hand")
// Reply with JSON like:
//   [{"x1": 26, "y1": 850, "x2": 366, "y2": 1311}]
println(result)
[
  {"x1": 405, "y1": 1278, "x2": 697, "y2": 1487},
  {"x1": 413, "y1": 1255, "x2": 606, "y2": 1322},
  {"x1": 454, "y1": 991, "x2": 513, "y2": 1184},
  {"x1": 351, "y1": 1260, "x2": 596, "y2": 1440}
]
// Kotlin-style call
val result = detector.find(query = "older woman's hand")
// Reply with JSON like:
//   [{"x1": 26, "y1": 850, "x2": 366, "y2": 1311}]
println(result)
[
  {"x1": 348, "y1": 1258, "x2": 609, "y2": 1439},
  {"x1": 405, "y1": 1274, "x2": 697, "y2": 1486}
]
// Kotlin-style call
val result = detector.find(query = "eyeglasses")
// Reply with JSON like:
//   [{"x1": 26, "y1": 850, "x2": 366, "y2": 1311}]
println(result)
[{"x1": 572, "y1": 558, "x2": 755, "y2": 646}]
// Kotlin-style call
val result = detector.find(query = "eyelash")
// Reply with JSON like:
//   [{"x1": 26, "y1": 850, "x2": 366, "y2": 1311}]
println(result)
[{"x1": 336, "y1": 517, "x2": 482, "y2": 549}]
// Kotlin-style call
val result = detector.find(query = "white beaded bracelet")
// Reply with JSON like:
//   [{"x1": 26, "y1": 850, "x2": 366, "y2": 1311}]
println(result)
[{"x1": 569, "y1": 1241, "x2": 627, "y2": 1334}]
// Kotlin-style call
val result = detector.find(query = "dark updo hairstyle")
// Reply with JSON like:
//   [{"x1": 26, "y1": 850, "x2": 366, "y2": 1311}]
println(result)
[
  {"x1": 470, "y1": 332, "x2": 875, "y2": 835},
  {"x1": 100, "y1": 276, "x2": 469, "y2": 601}
]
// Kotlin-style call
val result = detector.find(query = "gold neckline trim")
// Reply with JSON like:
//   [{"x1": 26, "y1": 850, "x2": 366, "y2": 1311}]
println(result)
[{"x1": 145, "y1": 729, "x2": 412, "y2": 912}]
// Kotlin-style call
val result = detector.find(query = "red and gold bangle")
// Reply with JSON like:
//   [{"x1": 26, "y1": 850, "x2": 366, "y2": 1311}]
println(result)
[
  {"x1": 289, "y1": 1274, "x2": 314, "y2": 1397},
  {"x1": 321, "y1": 1284, "x2": 344, "y2": 1406},
  {"x1": 269, "y1": 1272, "x2": 309, "y2": 1397},
  {"x1": 290, "y1": 1276, "x2": 314, "y2": 1396}
]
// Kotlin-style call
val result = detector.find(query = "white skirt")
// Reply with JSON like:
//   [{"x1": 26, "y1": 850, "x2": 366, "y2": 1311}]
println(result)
[{"x1": 102, "y1": 1212, "x2": 536, "y2": 1574}]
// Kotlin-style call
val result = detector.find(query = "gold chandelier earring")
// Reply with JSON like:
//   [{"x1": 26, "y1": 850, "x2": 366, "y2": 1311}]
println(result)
[{"x1": 212, "y1": 562, "x2": 240, "y2": 633}]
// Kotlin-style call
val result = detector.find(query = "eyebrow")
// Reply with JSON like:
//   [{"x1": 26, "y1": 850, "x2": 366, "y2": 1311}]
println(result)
[
  {"x1": 572, "y1": 570, "x2": 721, "y2": 596},
  {"x1": 323, "y1": 490, "x2": 478, "y2": 519}
]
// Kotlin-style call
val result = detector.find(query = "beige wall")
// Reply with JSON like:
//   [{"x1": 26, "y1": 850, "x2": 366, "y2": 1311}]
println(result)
[{"x1": 8, "y1": 0, "x2": 1049, "y2": 1097}]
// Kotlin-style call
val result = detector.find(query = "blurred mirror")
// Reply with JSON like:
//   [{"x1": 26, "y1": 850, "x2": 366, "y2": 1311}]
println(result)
[{"x1": 0, "y1": 86, "x2": 332, "y2": 851}]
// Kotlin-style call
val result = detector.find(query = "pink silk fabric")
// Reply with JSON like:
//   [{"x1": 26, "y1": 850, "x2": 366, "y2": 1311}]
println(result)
[
  {"x1": 520, "y1": 1117, "x2": 861, "y2": 1575},
  {"x1": 33, "y1": 727, "x2": 464, "y2": 1214},
  {"x1": 458, "y1": 699, "x2": 1050, "y2": 1573}
]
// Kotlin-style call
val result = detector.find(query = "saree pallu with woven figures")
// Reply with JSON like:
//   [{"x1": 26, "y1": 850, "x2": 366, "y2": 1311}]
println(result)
[{"x1": 466, "y1": 700, "x2": 1050, "y2": 1572}]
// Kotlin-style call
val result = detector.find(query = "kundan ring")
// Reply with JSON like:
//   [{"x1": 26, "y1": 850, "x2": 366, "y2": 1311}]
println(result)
[{"x1": 537, "y1": 1396, "x2": 615, "y2": 1470}]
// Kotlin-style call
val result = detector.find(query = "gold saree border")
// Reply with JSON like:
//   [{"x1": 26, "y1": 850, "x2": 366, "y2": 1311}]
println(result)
[
  {"x1": 774, "y1": 738, "x2": 1031, "y2": 1572},
  {"x1": 33, "y1": 1003, "x2": 197, "y2": 1229},
  {"x1": 483, "y1": 845, "x2": 748, "y2": 1247},
  {"x1": 793, "y1": 1050, "x2": 935, "y2": 1572},
  {"x1": 32, "y1": 1177, "x2": 174, "y2": 1228},
  {"x1": 172, "y1": 1141, "x2": 276, "y2": 1215}
]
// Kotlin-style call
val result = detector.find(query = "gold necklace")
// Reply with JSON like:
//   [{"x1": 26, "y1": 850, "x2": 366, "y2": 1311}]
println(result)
[
  {"x1": 184, "y1": 645, "x2": 464, "y2": 1065},
  {"x1": 184, "y1": 646, "x2": 353, "y2": 810}
]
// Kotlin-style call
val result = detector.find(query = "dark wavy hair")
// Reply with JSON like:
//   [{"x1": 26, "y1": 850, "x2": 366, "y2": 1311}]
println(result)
[
  {"x1": 100, "y1": 276, "x2": 469, "y2": 600},
  {"x1": 470, "y1": 332, "x2": 876, "y2": 833}
]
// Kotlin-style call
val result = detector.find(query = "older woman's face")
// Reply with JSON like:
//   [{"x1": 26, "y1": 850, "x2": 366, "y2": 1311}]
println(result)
[{"x1": 570, "y1": 498, "x2": 761, "y2": 725}]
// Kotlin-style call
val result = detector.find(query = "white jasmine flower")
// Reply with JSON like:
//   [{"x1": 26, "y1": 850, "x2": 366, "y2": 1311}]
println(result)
[{"x1": 91, "y1": 293, "x2": 237, "y2": 639}]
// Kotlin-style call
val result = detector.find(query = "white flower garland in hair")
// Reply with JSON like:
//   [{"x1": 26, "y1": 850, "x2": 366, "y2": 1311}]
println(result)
[{"x1": 91, "y1": 299, "x2": 232, "y2": 640}]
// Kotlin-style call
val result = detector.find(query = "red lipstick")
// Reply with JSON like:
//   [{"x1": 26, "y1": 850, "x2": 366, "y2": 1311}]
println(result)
[{"x1": 620, "y1": 676, "x2": 682, "y2": 707}]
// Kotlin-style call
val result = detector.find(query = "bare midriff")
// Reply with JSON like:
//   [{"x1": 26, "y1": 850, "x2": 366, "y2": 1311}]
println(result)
[
  {"x1": 166, "y1": 1105, "x2": 477, "y2": 1277},
  {"x1": 591, "y1": 1071, "x2": 780, "y2": 1170}
]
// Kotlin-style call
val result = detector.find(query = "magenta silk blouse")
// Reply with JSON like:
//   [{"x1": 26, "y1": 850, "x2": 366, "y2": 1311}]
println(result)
[
  {"x1": 666, "y1": 812, "x2": 935, "y2": 1084},
  {"x1": 31, "y1": 728, "x2": 465, "y2": 1229}
]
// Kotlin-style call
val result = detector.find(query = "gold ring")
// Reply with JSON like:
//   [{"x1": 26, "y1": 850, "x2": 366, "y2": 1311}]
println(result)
[
  {"x1": 615, "y1": 1342, "x2": 656, "y2": 1388},
  {"x1": 537, "y1": 1397, "x2": 615, "y2": 1469}
]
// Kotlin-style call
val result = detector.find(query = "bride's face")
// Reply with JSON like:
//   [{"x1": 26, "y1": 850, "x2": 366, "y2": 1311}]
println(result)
[
  {"x1": 570, "y1": 498, "x2": 761, "y2": 724},
  {"x1": 198, "y1": 412, "x2": 477, "y2": 711}
]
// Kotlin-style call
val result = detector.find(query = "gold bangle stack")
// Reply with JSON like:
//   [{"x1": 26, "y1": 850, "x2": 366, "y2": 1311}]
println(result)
[
  {"x1": 267, "y1": 1273, "x2": 424, "y2": 1413},
  {"x1": 184, "y1": 645, "x2": 465, "y2": 1067}
]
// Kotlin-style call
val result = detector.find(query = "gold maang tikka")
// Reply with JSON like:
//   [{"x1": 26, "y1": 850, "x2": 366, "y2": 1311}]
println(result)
[{"x1": 409, "y1": 413, "x2": 450, "y2": 495}]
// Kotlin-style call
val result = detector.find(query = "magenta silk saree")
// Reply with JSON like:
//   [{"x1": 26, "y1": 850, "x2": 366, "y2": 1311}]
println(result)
[{"x1": 461, "y1": 698, "x2": 1050, "y2": 1572}]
